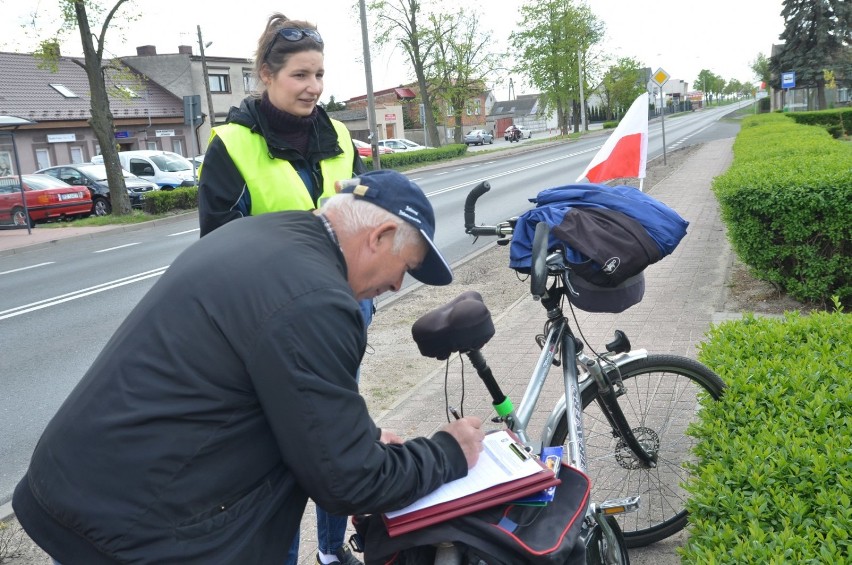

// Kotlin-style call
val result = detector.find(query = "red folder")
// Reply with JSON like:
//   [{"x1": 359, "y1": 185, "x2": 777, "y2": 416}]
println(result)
[{"x1": 382, "y1": 431, "x2": 561, "y2": 537}]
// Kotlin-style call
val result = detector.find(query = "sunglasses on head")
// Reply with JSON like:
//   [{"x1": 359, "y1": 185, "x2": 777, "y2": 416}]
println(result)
[{"x1": 264, "y1": 27, "x2": 324, "y2": 62}]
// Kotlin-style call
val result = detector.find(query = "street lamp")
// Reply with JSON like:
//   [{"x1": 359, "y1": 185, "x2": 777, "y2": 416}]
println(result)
[{"x1": 197, "y1": 26, "x2": 215, "y2": 128}]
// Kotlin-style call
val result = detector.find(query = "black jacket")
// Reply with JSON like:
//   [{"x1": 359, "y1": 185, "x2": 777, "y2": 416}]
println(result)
[
  {"x1": 13, "y1": 212, "x2": 466, "y2": 564},
  {"x1": 197, "y1": 97, "x2": 367, "y2": 236}
]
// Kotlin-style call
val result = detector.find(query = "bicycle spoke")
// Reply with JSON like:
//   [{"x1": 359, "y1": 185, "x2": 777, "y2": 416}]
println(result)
[{"x1": 554, "y1": 355, "x2": 724, "y2": 547}]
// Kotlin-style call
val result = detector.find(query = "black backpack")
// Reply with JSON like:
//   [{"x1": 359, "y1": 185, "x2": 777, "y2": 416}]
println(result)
[{"x1": 352, "y1": 463, "x2": 591, "y2": 565}]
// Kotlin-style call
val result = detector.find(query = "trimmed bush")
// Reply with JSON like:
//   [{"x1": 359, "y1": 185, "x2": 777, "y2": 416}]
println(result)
[
  {"x1": 684, "y1": 310, "x2": 852, "y2": 563},
  {"x1": 783, "y1": 107, "x2": 852, "y2": 138},
  {"x1": 712, "y1": 114, "x2": 852, "y2": 305},
  {"x1": 142, "y1": 185, "x2": 198, "y2": 215},
  {"x1": 363, "y1": 143, "x2": 468, "y2": 169}
]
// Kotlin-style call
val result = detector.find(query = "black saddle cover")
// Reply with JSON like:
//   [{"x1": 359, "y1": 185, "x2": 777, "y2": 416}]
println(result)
[{"x1": 411, "y1": 291, "x2": 495, "y2": 360}]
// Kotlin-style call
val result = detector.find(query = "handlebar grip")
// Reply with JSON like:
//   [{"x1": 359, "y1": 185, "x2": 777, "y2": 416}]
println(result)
[
  {"x1": 530, "y1": 222, "x2": 550, "y2": 298},
  {"x1": 464, "y1": 181, "x2": 491, "y2": 231}
]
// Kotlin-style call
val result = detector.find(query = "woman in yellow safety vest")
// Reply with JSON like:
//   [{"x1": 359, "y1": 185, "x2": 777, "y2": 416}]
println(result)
[{"x1": 198, "y1": 13, "x2": 367, "y2": 565}]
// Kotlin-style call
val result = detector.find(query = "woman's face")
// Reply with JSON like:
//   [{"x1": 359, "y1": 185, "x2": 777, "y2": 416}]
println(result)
[{"x1": 263, "y1": 50, "x2": 324, "y2": 117}]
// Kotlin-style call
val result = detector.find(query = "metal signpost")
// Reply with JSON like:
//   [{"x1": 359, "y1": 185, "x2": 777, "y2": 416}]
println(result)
[
  {"x1": 652, "y1": 67, "x2": 670, "y2": 165},
  {"x1": 184, "y1": 95, "x2": 202, "y2": 184}
]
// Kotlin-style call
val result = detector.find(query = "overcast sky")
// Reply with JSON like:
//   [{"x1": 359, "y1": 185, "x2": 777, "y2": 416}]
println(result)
[{"x1": 0, "y1": 0, "x2": 785, "y2": 101}]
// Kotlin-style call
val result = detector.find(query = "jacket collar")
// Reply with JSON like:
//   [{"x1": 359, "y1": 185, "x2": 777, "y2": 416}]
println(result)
[{"x1": 225, "y1": 96, "x2": 343, "y2": 162}]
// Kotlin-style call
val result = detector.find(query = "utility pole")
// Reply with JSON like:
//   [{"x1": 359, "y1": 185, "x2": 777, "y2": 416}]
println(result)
[
  {"x1": 577, "y1": 49, "x2": 587, "y2": 131},
  {"x1": 197, "y1": 26, "x2": 215, "y2": 129},
  {"x1": 359, "y1": 0, "x2": 381, "y2": 168}
]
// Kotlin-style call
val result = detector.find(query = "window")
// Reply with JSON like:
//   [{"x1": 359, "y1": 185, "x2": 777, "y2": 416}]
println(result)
[
  {"x1": 70, "y1": 147, "x2": 85, "y2": 163},
  {"x1": 172, "y1": 139, "x2": 184, "y2": 156},
  {"x1": 117, "y1": 85, "x2": 141, "y2": 98},
  {"x1": 35, "y1": 149, "x2": 51, "y2": 170},
  {"x1": 0, "y1": 151, "x2": 13, "y2": 175},
  {"x1": 146, "y1": 140, "x2": 158, "y2": 150},
  {"x1": 208, "y1": 71, "x2": 230, "y2": 93},
  {"x1": 243, "y1": 70, "x2": 257, "y2": 93},
  {"x1": 446, "y1": 105, "x2": 454, "y2": 117},
  {"x1": 129, "y1": 158, "x2": 155, "y2": 177},
  {"x1": 49, "y1": 84, "x2": 79, "y2": 98}
]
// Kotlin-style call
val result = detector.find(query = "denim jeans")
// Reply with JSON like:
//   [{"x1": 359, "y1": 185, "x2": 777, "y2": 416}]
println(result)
[{"x1": 285, "y1": 298, "x2": 374, "y2": 563}]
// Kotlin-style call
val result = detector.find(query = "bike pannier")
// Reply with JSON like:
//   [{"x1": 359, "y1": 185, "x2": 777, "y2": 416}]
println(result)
[
  {"x1": 352, "y1": 463, "x2": 591, "y2": 565},
  {"x1": 509, "y1": 183, "x2": 688, "y2": 312}
]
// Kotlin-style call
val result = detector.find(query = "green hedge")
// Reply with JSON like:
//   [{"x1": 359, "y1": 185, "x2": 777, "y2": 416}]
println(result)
[
  {"x1": 684, "y1": 310, "x2": 851, "y2": 563},
  {"x1": 782, "y1": 107, "x2": 852, "y2": 138},
  {"x1": 363, "y1": 143, "x2": 468, "y2": 169},
  {"x1": 712, "y1": 114, "x2": 852, "y2": 305},
  {"x1": 142, "y1": 185, "x2": 198, "y2": 215}
]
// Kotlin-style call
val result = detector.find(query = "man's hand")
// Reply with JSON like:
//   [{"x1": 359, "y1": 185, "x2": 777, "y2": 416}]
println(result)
[
  {"x1": 442, "y1": 417, "x2": 485, "y2": 469},
  {"x1": 380, "y1": 429, "x2": 403, "y2": 444}
]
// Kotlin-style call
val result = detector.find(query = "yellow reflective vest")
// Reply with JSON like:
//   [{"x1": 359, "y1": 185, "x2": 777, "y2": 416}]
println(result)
[{"x1": 210, "y1": 119, "x2": 354, "y2": 214}]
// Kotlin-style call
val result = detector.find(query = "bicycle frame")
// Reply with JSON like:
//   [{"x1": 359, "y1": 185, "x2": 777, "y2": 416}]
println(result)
[{"x1": 458, "y1": 240, "x2": 644, "y2": 563}]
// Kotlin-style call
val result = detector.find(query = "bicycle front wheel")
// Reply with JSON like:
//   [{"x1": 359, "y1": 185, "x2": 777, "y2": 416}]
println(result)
[{"x1": 551, "y1": 354, "x2": 725, "y2": 548}]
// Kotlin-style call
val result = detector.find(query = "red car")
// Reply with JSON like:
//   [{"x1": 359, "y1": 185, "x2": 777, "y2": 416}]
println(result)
[
  {"x1": 0, "y1": 174, "x2": 93, "y2": 227},
  {"x1": 352, "y1": 139, "x2": 394, "y2": 158}
]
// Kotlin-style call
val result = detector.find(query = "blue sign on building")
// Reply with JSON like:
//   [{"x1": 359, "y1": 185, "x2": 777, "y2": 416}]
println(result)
[
  {"x1": 781, "y1": 72, "x2": 796, "y2": 89},
  {"x1": 114, "y1": 131, "x2": 130, "y2": 139}
]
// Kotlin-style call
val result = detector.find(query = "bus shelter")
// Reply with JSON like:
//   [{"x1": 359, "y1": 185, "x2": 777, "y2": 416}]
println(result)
[{"x1": 0, "y1": 116, "x2": 37, "y2": 234}]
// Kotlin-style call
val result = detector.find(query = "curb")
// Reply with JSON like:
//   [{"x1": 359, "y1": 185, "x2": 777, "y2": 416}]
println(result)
[{"x1": 0, "y1": 211, "x2": 197, "y2": 258}]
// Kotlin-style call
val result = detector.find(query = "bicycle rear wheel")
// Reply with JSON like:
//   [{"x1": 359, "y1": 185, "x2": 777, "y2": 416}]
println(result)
[{"x1": 550, "y1": 354, "x2": 724, "y2": 548}]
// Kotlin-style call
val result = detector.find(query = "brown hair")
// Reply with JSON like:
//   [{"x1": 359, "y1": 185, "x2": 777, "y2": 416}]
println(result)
[{"x1": 254, "y1": 13, "x2": 323, "y2": 85}]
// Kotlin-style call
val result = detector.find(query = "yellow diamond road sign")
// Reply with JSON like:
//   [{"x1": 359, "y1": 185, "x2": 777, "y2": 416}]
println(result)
[{"x1": 652, "y1": 68, "x2": 670, "y2": 87}]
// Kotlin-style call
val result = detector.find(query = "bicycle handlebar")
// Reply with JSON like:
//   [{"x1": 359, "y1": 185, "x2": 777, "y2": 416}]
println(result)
[{"x1": 464, "y1": 180, "x2": 514, "y2": 238}]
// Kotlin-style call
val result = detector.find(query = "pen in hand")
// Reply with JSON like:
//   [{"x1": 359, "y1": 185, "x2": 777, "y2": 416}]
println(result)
[{"x1": 449, "y1": 406, "x2": 461, "y2": 420}]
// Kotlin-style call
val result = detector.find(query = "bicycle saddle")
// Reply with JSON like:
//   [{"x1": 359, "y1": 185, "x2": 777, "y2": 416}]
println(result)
[{"x1": 411, "y1": 291, "x2": 495, "y2": 360}]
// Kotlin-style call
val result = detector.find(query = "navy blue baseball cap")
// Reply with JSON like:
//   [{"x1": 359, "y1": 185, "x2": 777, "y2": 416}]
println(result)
[{"x1": 339, "y1": 170, "x2": 453, "y2": 286}]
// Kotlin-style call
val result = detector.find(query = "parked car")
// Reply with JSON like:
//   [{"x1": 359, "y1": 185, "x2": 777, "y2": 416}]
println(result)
[
  {"x1": 0, "y1": 174, "x2": 92, "y2": 227},
  {"x1": 92, "y1": 150, "x2": 196, "y2": 190},
  {"x1": 376, "y1": 138, "x2": 431, "y2": 152},
  {"x1": 352, "y1": 139, "x2": 394, "y2": 157},
  {"x1": 504, "y1": 125, "x2": 532, "y2": 140},
  {"x1": 36, "y1": 163, "x2": 159, "y2": 216},
  {"x1": 190, "y1": 155, "x2": 204, "y2": 172},
  {"x1": 464, "y1": 129, "x2": 494, "y2": 146}
]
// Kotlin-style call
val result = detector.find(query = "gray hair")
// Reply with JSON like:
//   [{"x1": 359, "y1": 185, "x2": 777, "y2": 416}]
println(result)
[{"x1": 320, "y1": 194, "x2": 423, "y2": 255}]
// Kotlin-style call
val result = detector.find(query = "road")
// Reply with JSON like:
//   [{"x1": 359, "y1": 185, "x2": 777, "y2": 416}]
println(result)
[{"x1": 0, "y1": 102, "x2": 749, "y2": 507}]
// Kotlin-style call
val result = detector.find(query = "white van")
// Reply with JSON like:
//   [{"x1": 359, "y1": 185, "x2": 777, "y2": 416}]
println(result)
[{"x1": 93, "y1": 150, "x2": 196, "y2": 190}]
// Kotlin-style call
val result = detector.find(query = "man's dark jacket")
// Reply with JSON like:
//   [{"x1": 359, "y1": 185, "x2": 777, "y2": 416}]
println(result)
[{"x1": 13, "y1": 212, "x2": 466, "y2": 564}]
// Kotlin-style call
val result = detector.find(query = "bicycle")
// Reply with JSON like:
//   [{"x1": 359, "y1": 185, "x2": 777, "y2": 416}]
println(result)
[{"x1": 386, "y1": 181, "x2": 725, "y2": 564}]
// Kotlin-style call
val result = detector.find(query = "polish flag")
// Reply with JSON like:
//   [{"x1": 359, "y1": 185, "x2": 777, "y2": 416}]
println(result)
[{"x1": 577, "y1": 92, "x2": 649, "y2": 184}]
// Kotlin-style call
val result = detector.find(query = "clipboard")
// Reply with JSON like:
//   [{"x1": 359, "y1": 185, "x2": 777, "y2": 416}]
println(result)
[{"x1": 382, "y1": 430, "x2": 561, "y2": 536}]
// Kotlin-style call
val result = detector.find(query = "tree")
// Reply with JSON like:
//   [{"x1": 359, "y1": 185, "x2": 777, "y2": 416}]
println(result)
[
  {"x1": 599, "y1": 57, "x2": 646, "y2": 120},
  {"x1": 511, "y1": 0, "x2": 604, "y2": 134},
  {"x1": 32, "y1": 0, "x2": 136, "y2": 215},
  {"x1": 694, "y1": 69, "x2": 724, "y2": 106},
  {"x1": 750, "y1": 52, "x2": 772, "y2": 87},
  {"x1": 368, "y1": 0, "x2": 444, "y2": 146},
  {"x1": 773, "y1": 0, "x2": 851, "y2": 109},
  {"x1": 426, "y1": 9, "x2": 503, "y2": 143},
  {"x1": 320, "y1": 95, "x2": 346, "y2": 112}
]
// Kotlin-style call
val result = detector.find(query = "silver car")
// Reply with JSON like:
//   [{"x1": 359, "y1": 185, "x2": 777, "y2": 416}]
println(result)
[{"x1": 464, "y1": 129, "x2": 494, "y2": 146}]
